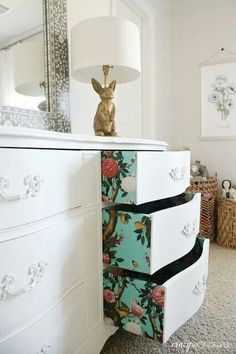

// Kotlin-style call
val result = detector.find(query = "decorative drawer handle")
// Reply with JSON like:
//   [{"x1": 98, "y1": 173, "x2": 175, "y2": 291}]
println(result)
[
  {"x1": 0, "y1": 262, "x2": 47, "y2": 301},
  {"x1": 36, "y1": 345, "x2": 51, "y2": 354},
  {"x1": 169, "y1": 167, "x2": 186, "y2": 181},
  {"x1": 0, "y1": 175, "x2": 44, "y2": 201},
  {"x1": 181, "y1": 220, "x2": 197, "y2": 238},
  {"x1": 193, "y1": 274, "x2": 207, "y2": 296}
]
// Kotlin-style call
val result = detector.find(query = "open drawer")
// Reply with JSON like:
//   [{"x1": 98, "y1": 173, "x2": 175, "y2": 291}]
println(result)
[
  {"x1": 103, "y1": 192, "x2": 201, "y2": 274},
  {"x1": 103, "y1": 237, "x2": 209, "y2": 343},
  {"x1": 101, "y1": 150, "x2": 190, "y2": 205}
]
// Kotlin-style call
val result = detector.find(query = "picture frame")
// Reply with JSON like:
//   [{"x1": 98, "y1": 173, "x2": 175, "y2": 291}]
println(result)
[{"x1": 201, "y1": 61, "x2": 236, "y2": 140}]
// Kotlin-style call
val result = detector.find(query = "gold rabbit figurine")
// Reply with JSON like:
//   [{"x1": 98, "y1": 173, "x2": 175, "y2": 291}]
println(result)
[{"x1": 92, "y1": 78, "x2": 117, "y2": 136}]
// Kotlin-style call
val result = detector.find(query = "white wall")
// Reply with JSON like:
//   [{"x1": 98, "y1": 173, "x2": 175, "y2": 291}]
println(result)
[
  {"x1": 151, "y1": 0, "x2": 172, "y2": 143},
  {"x1": 170, "y1": 0, "x2": 236, "y2": 184}
]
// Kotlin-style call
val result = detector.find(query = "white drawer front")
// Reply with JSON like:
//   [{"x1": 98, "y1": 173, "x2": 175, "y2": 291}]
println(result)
[
  {"x1": 137, "y1": 151, "x2": 190, "y2": 204},
  {"x1": 0, "y1": 284, "x2": 87, "y2": 354},
  {"x1": 0, "y1": 210, "x2": 85, "y2": 342},
  {"x1": 151, "y1": 193, "x2": 201, "y2": 273},
  {"x1": 101, "y1": 151, "x2": 190, "y2": 205},
  {"x1": 163, "y1": 238, "x2": 209, "y2": 343},
  {"x1": 0, "y1": 149, "x2": 83, "y2": 230}
]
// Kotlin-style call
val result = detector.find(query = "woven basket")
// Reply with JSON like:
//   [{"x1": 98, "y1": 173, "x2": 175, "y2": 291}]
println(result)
[
  {"x1": 217, "y1": 197, "x2": 236, "y2": 249},
  {"x1": 187, "y1": 175, "x2": 218, "y2": 241}
]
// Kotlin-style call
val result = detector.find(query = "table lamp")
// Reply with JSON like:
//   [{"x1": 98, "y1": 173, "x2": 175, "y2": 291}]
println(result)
[{"x1": 71, "y1": 17, "x2": 141, "y2": 136}]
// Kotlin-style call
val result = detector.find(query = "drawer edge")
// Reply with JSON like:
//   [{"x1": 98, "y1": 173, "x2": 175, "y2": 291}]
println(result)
[
  {"x1": 0, "y1": 280, "x2": 85, "y2": 344},
  {"x1": 0, "y1": 206, "x2": 83, "y2": 243}
]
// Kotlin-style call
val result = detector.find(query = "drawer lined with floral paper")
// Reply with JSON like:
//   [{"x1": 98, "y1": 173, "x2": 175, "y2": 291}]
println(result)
[
  {"x1": 102, "y1": 192, "x2": 201, "y2": 274},
  {"x1": 103, "y1": 237, "x2": 209, "y2": 343},
  {"x1": 101, "y1": 150, "x2": 190, "y2": 205}
]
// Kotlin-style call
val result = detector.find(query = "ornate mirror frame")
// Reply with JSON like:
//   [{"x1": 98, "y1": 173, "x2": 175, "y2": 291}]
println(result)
[{"x1": 0, "y1": 0, "x2": 71, "y2": 133}]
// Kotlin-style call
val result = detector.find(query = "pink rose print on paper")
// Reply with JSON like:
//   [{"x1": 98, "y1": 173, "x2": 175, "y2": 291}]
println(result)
[
  {"x1": 131, "y1": 298, "x2": 144, "y2": 318},
  {"x1": 151, "y1": 286, "x2": 165, "y2": 307},
  {"x1": 103, "y1": 253, "x2": 110, "y2": 264},
  {"x1": 104, "y1": 289, "x2": 115, "y2": 303},
  {"x1": 102, "y1": 158, "x2": 118, "y2": 178}
]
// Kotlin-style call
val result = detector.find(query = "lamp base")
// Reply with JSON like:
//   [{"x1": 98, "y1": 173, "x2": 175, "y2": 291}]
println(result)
[{"x1": 92, "y1": 78, "x2": 118, "y2": 137}]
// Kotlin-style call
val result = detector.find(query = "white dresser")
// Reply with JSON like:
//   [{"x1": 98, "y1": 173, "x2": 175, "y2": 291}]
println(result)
[{"x1": 0, "y1": 128, "x2": 169, "y2": 354}]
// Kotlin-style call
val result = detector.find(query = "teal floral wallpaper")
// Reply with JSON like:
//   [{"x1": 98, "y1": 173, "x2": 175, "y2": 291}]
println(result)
[
  {"x1": 103, "y1": 208, "x2": 151, "y2": 273},
  {"x1": 103, "y1": 268, "x2": 165, "y2": 341},
  {"x1": 103, "y1": 238, "x2": 206, "y2": 341},
  {"x1": 101, "y1": 151, "x2": 137, "y2": 204}
]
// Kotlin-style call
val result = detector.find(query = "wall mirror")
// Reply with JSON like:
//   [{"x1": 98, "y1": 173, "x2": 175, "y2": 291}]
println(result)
[{"x1": 0, "y1": 0, "x2": 70, "y2": 132}]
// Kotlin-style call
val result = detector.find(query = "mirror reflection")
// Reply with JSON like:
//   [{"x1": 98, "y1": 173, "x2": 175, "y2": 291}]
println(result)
[{"x1": 0, "y1": 0, "x2": 46, "y2": 111}]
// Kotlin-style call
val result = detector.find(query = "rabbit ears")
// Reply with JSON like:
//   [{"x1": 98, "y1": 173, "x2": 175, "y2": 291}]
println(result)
[{"x1": 91, "y1": 78, "x2": 116, "y2": 94}]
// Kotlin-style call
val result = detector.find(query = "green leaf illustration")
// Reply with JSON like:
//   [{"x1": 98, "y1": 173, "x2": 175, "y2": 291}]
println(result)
[
  {"x1": 141, "y1": 236, "x2": 145, "y2": 245},
  {"x1": 121, "y1": 163, "x2": 127, "y2": 168},
  {"x1": 140, "y1": 317, "x2": 147, "y2": 325},
  {"x1": 103, "y1": 181, "x2": 110, "y2": 188},
  {"x1": 134, "y1": 229, "x2": 143, "y2": 234}
]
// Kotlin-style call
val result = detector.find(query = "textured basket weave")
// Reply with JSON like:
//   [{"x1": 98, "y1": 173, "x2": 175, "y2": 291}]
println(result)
[
  {"x1": 187, "y1": 175, "x2": 218, "y2": 241},
  {"x1": 217, "y1": 197, "x2": 236, "y2": 249}
]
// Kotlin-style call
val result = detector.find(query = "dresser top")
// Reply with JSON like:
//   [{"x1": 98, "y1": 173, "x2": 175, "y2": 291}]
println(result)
[{"x1": 0, "y1": 128, "x2": 168, "y2": 151}]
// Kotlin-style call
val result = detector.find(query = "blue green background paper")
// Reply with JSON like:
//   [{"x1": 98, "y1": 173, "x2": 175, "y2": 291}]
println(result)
[{"x1": 103, "y1": 208, "x2": 151, "y2": 273}]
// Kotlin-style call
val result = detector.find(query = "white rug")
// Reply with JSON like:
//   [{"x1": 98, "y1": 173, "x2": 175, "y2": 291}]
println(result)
[{"x1": 101, "y1": 242, "x2": 236, "y2": 354}]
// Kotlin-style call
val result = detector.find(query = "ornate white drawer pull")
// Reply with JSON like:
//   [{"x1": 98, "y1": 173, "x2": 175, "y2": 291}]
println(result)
[
  {"x1": 193, "y1": 274, "x2": 207, "y2": 296},
  {"x1": 0, "y1": 262, "x2": 47, "y2": 301},
  {"x1": 36, "y1": 345, "x2": 51, "y2": 354},
  {"x1": 0, "y1": 175, "x2": 44, "y2": 201},
  {"x1": 169, "y1": 167, "x2": 186, "y2": 181},
  {"x1": 181, "y1": 220, "x2": 197, "y2": 238}
]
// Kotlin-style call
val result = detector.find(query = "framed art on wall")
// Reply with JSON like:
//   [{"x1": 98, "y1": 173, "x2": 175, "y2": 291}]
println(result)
[{"x1": 201, "y1": 61, "x2": 236, "y2": 139}]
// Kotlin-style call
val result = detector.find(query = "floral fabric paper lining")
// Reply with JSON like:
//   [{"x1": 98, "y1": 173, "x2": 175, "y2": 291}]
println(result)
[{"x1": 101, "y1": 151, "x2": 137, "y2": 204}]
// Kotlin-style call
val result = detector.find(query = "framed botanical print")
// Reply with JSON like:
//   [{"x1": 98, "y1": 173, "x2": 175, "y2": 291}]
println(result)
[{"x1": 201, "y1": 62, "x2": 236, "y2": 139}]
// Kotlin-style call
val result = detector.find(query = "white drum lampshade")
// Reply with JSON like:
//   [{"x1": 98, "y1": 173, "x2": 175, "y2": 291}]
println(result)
[
  {"x1": 71, "y1": 17, "x2": 141, "y2": 84},
  {"x1": 13, "y1": 40, "x2": 45, "y2": 97}
]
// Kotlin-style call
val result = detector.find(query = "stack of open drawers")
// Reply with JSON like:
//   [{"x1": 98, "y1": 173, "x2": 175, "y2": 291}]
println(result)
[{"x1": 101, "y1": 150, "x2": 209, "y2": 343}]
